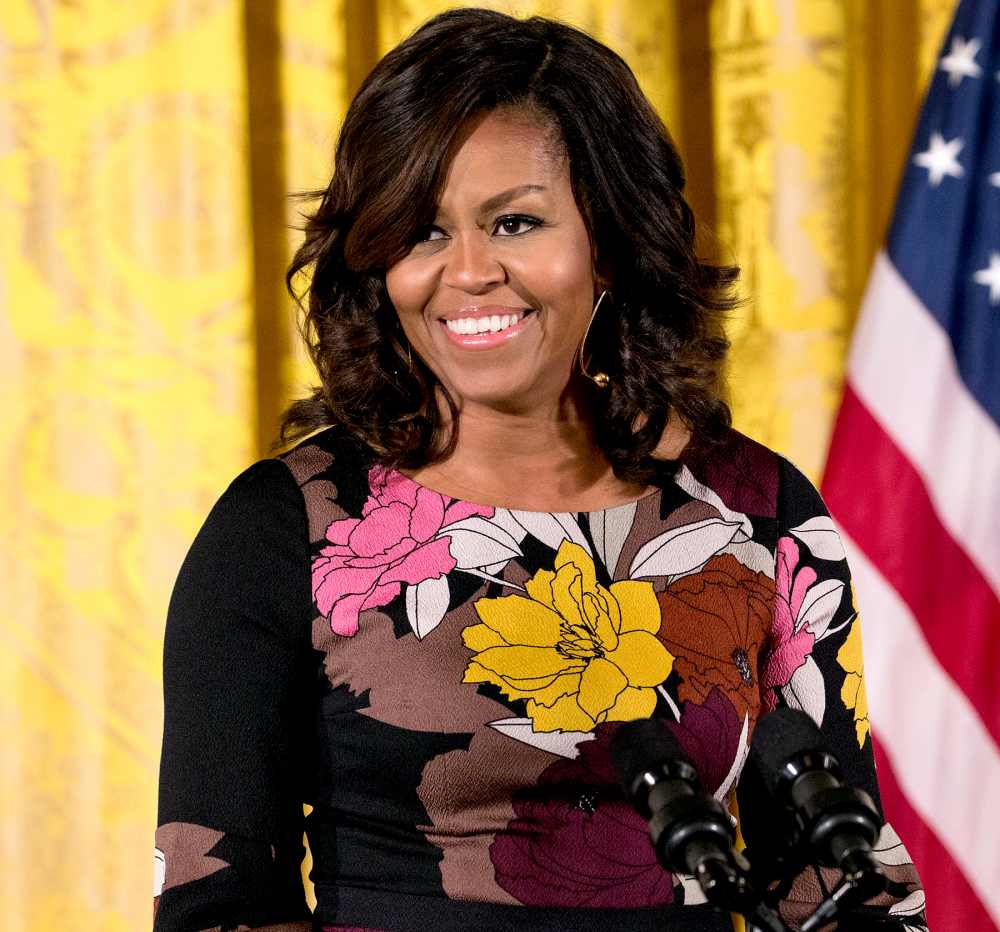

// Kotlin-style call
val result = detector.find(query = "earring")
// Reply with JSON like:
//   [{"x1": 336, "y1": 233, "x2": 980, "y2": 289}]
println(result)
[
  {"x1": 392, "y1": 341, "x2": 413, "y2": 379},
  {"x1": 577, "y1": 289, "x2": 611, "y2": 389},
  {"x1": 392, "y1": 317, "x2": 414, "y2": 377}
]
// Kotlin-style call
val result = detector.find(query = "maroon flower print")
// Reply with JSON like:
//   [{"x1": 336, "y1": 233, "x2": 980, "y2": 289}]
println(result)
[
  {"x1": 489, "y1": 727, "x2": 674, "y2": 907},
  {"x1": 665, "y1": 686, "x2": 743, "y2": 796}
]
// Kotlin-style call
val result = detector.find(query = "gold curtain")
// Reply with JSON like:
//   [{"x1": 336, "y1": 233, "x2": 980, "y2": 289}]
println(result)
[{"x1": 0, "y1": 1, "x2": 954, "y2": 927}]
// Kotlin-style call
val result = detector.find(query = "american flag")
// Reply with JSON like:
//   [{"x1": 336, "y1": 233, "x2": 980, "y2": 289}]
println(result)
[{"x1": 821, "y1": 0, "x2": 1000, "y2": 927}]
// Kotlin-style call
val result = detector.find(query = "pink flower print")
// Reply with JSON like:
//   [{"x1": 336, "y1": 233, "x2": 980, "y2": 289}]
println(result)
[
  {"x1": 312, "y1": 466, "x2": 492, "y2": 637},
  {"x1": 760, "y1": 536, "x2": 816, "y2": 710}
]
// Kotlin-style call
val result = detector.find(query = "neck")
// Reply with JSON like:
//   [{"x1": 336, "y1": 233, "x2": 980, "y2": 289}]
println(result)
[
  {"x1": 401, "y1": 383, "x2": 659, "y2": 511},
  {"x1": 450, "y1": 394, "x2": 602, "y2": 475}
]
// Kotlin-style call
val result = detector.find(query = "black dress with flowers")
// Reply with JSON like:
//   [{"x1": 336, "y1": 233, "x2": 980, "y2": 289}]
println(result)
[{"x1": 154, "y1": 424, "x2": 926, "y2": 931}]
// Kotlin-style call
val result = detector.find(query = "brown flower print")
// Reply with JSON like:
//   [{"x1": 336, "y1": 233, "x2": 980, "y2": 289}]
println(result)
[{"x1": 655, "y1": 553, "x2": 773, "y2": 721}]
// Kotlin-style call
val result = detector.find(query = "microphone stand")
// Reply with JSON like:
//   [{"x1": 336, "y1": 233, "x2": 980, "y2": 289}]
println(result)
[
  {"x1": 745, "y1": 903, "x2": 793, "y2": 932},
  {"x1": 799, "y1": 850, "x2": 887, "y2": 932},
  {"x1": 736, "y1": 846, "x2": 887, "y2": 932},
  {"x1": 687, "y1": 848, "x2": 792, "y2": 932}
]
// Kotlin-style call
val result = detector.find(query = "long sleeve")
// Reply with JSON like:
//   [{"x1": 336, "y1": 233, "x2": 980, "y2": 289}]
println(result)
[
  {"x1": 154, "y1": 459, "x2": 315, "y2": 931},
  {"x1": 743, "y1": 456, "x2": 927, "y2": 929}
]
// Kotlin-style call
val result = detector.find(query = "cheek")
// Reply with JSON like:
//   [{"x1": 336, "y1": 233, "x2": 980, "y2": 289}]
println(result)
[
  {"x1": 532, "y1": 227, "x2": 595, "y2": 301},
  {"x1": 385, "y1": 264, "x2": 428, "y2": 321},
  {"x1": 536, "y1": 249, "x2": 596, "y2": 326}
]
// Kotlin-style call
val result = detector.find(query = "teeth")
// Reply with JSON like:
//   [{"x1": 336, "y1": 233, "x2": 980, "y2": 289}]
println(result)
[{"x1": 445, "y1": 311, "x2": 524, "y2": 335}]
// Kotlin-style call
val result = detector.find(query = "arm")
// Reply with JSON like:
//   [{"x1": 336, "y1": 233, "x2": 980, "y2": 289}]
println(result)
[
  {"x1": 748, "y1": 456, "x2": 926, "y2": 930},
  {"x1": 154, "y1": 460, "x2": 315, "y2": 931}
]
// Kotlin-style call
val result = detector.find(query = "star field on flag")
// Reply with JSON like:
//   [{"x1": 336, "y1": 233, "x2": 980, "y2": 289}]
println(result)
[
  {"x1": 939, "y1": 36, "x2": 984, "y2": 85},
  {"x1": 974, "y1": 252, "x2": 1000, "y2": 304},
  {"x1": 912, "y1": 131, "x2": 965, "y2": 185}
]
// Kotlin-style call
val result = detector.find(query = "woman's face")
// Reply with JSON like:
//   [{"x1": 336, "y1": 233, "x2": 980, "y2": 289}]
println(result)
[{"x1": 385, "y1": 108, "x2": 603, "y2": 414}]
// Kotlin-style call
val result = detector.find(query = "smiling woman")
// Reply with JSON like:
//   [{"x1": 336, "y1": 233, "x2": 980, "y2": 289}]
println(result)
[
  {"x1": 153, "y1": 7, "x2": 927, "y2": 932},
  {"x1": 277, "y1": 6, "x2": 739, "y2": 504}
]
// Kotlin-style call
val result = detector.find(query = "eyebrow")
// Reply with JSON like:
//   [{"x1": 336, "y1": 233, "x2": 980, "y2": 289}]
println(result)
[
  {"x1": 435, "y1": 184, "x2": 548, "y2": 221},
  {"x1": 478, "y1": 184, "x2": 547, "y2": 214}
]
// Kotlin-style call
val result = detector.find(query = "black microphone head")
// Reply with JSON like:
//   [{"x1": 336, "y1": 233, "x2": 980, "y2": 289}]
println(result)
[
  {"x1": 609, "y1": 717, "x2": 697, "y2": 813},
  {"x1": 749, "y1": 707, "x2": 830, "y2": 798},
  {"x1": 738, "y1": 708, "x2": 827, "y2": 874}
]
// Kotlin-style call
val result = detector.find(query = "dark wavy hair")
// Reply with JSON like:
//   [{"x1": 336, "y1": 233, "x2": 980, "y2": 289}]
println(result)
[{"x1": 280, "y1": 6, "x2": 738, "y2": 483}]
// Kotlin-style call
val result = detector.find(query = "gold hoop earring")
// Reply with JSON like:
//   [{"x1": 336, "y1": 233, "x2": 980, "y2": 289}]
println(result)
[
  {"x1": 578, "y1": 289, "x2": 611, "y2": 389},
  {"x1": 393, "y1": 317, "x2": 414, "y2": 375}
]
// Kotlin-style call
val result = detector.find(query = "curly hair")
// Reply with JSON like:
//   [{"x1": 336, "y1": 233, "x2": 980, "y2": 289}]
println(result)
[{"x1": 280, "y1": 6, "x2": 738, "y2": 484}]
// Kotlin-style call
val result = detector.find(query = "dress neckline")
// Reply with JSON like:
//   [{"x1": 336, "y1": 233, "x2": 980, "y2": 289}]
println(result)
[{"x1": 386, "y1": 465, "x2": 663, "y2": 516}]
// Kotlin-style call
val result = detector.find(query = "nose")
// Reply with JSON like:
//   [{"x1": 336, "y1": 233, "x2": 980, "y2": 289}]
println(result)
[{"x1": 441, "y1": 230, "x2": 506, "y2": 292}]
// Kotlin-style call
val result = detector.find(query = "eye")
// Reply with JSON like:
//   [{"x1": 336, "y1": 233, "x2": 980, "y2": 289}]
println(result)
[
  {"x1": 493, "y1": 214, "x2": 543, "y2": 236},
  {"x1": 411, "y1": 214, "x2": 543, "y2": 245},
  {"x1": 412, "y1": 225, "x2": 444, "y2": 244}
]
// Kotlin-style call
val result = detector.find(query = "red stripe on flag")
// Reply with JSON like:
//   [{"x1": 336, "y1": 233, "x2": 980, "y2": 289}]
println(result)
[
  {"x1": 823, "y1": 384, "x2": 1000, "y2": 745},
  {"x1": 873, "y1": 734, "x2": 995, "y2": 929}
]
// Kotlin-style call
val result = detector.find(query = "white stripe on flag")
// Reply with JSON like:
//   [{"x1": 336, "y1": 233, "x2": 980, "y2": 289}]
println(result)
[
  {"x1": 847, "y1": 250, "x2": 1000, "y2": 599},
  {"x1": 840, "y1": 528, "x2": 1000, "y2": 924}
]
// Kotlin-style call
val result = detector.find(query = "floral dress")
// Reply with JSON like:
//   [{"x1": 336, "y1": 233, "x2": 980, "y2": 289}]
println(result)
[{"x1": 153, "y1": 425, "x2": 926, "y2": 931}]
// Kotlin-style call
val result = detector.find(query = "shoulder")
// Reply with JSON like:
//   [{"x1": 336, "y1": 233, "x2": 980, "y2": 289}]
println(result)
[
  {"x1": 274, "y1": 424, "x2": 379, "y2": 543},
  {"x1": 169, "y1": 450, "x2": 324, "y2": 641},
  {"x1": 277, "y1": 424, "x2": 374, "y2": 491},
  {"x1": 195, "y1": 456, "x2": 306, "y2": 553},
  {"x1": 678, "y1": 427, "x2": 829, "y2": 526},
  {"x1": 192, "y1": 424, "x2": 374, "y2": 556},
  {"x1": 678, "y1": 426, "x2": 782, "y2": 519}
]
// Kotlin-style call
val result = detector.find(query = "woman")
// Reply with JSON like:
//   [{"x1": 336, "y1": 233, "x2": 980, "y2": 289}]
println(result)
[{"x1": 154, "y1": 8, "x2": 926, "y2": 931}]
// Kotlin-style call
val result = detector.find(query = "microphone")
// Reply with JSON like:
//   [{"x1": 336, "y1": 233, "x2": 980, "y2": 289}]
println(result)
[
  {"x1": 747, "y1": 707, "x2": 886, "y2": 901},
  {"x1": 610, "y1": 717, "x2": 749, "y2": 910}
]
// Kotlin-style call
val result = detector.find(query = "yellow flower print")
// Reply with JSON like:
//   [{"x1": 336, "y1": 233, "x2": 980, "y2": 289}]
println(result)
[
  {"x1": 836, "y1": 604, "x2": 870, "y2": 748},
  {"x1": 461, "y1": 540, "x2": 674, "y2": 732}
]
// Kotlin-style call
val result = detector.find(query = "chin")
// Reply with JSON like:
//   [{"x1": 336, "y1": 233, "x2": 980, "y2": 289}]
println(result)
[{"x1": 448, "y1": 378, "x2": 534, "y2": 411}]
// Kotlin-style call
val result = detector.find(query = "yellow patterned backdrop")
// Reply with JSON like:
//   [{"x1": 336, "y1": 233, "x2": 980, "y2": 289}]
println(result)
[{"x1": 0, "y1": 1, "x2": 955, "y2": 928}]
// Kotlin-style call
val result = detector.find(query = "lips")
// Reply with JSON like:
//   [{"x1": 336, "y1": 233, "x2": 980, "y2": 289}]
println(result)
[
  {"x1": 439, "y1": 308, "x2": 536, "y2": 349},
  {"x1": 437, "y1": 306, "x2": 533, "y2": 322}
]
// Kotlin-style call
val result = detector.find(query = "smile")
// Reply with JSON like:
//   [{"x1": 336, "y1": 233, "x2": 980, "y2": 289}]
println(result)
[{"x1": 439, "y1": 309, "x2": 535, "y2": 348}]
